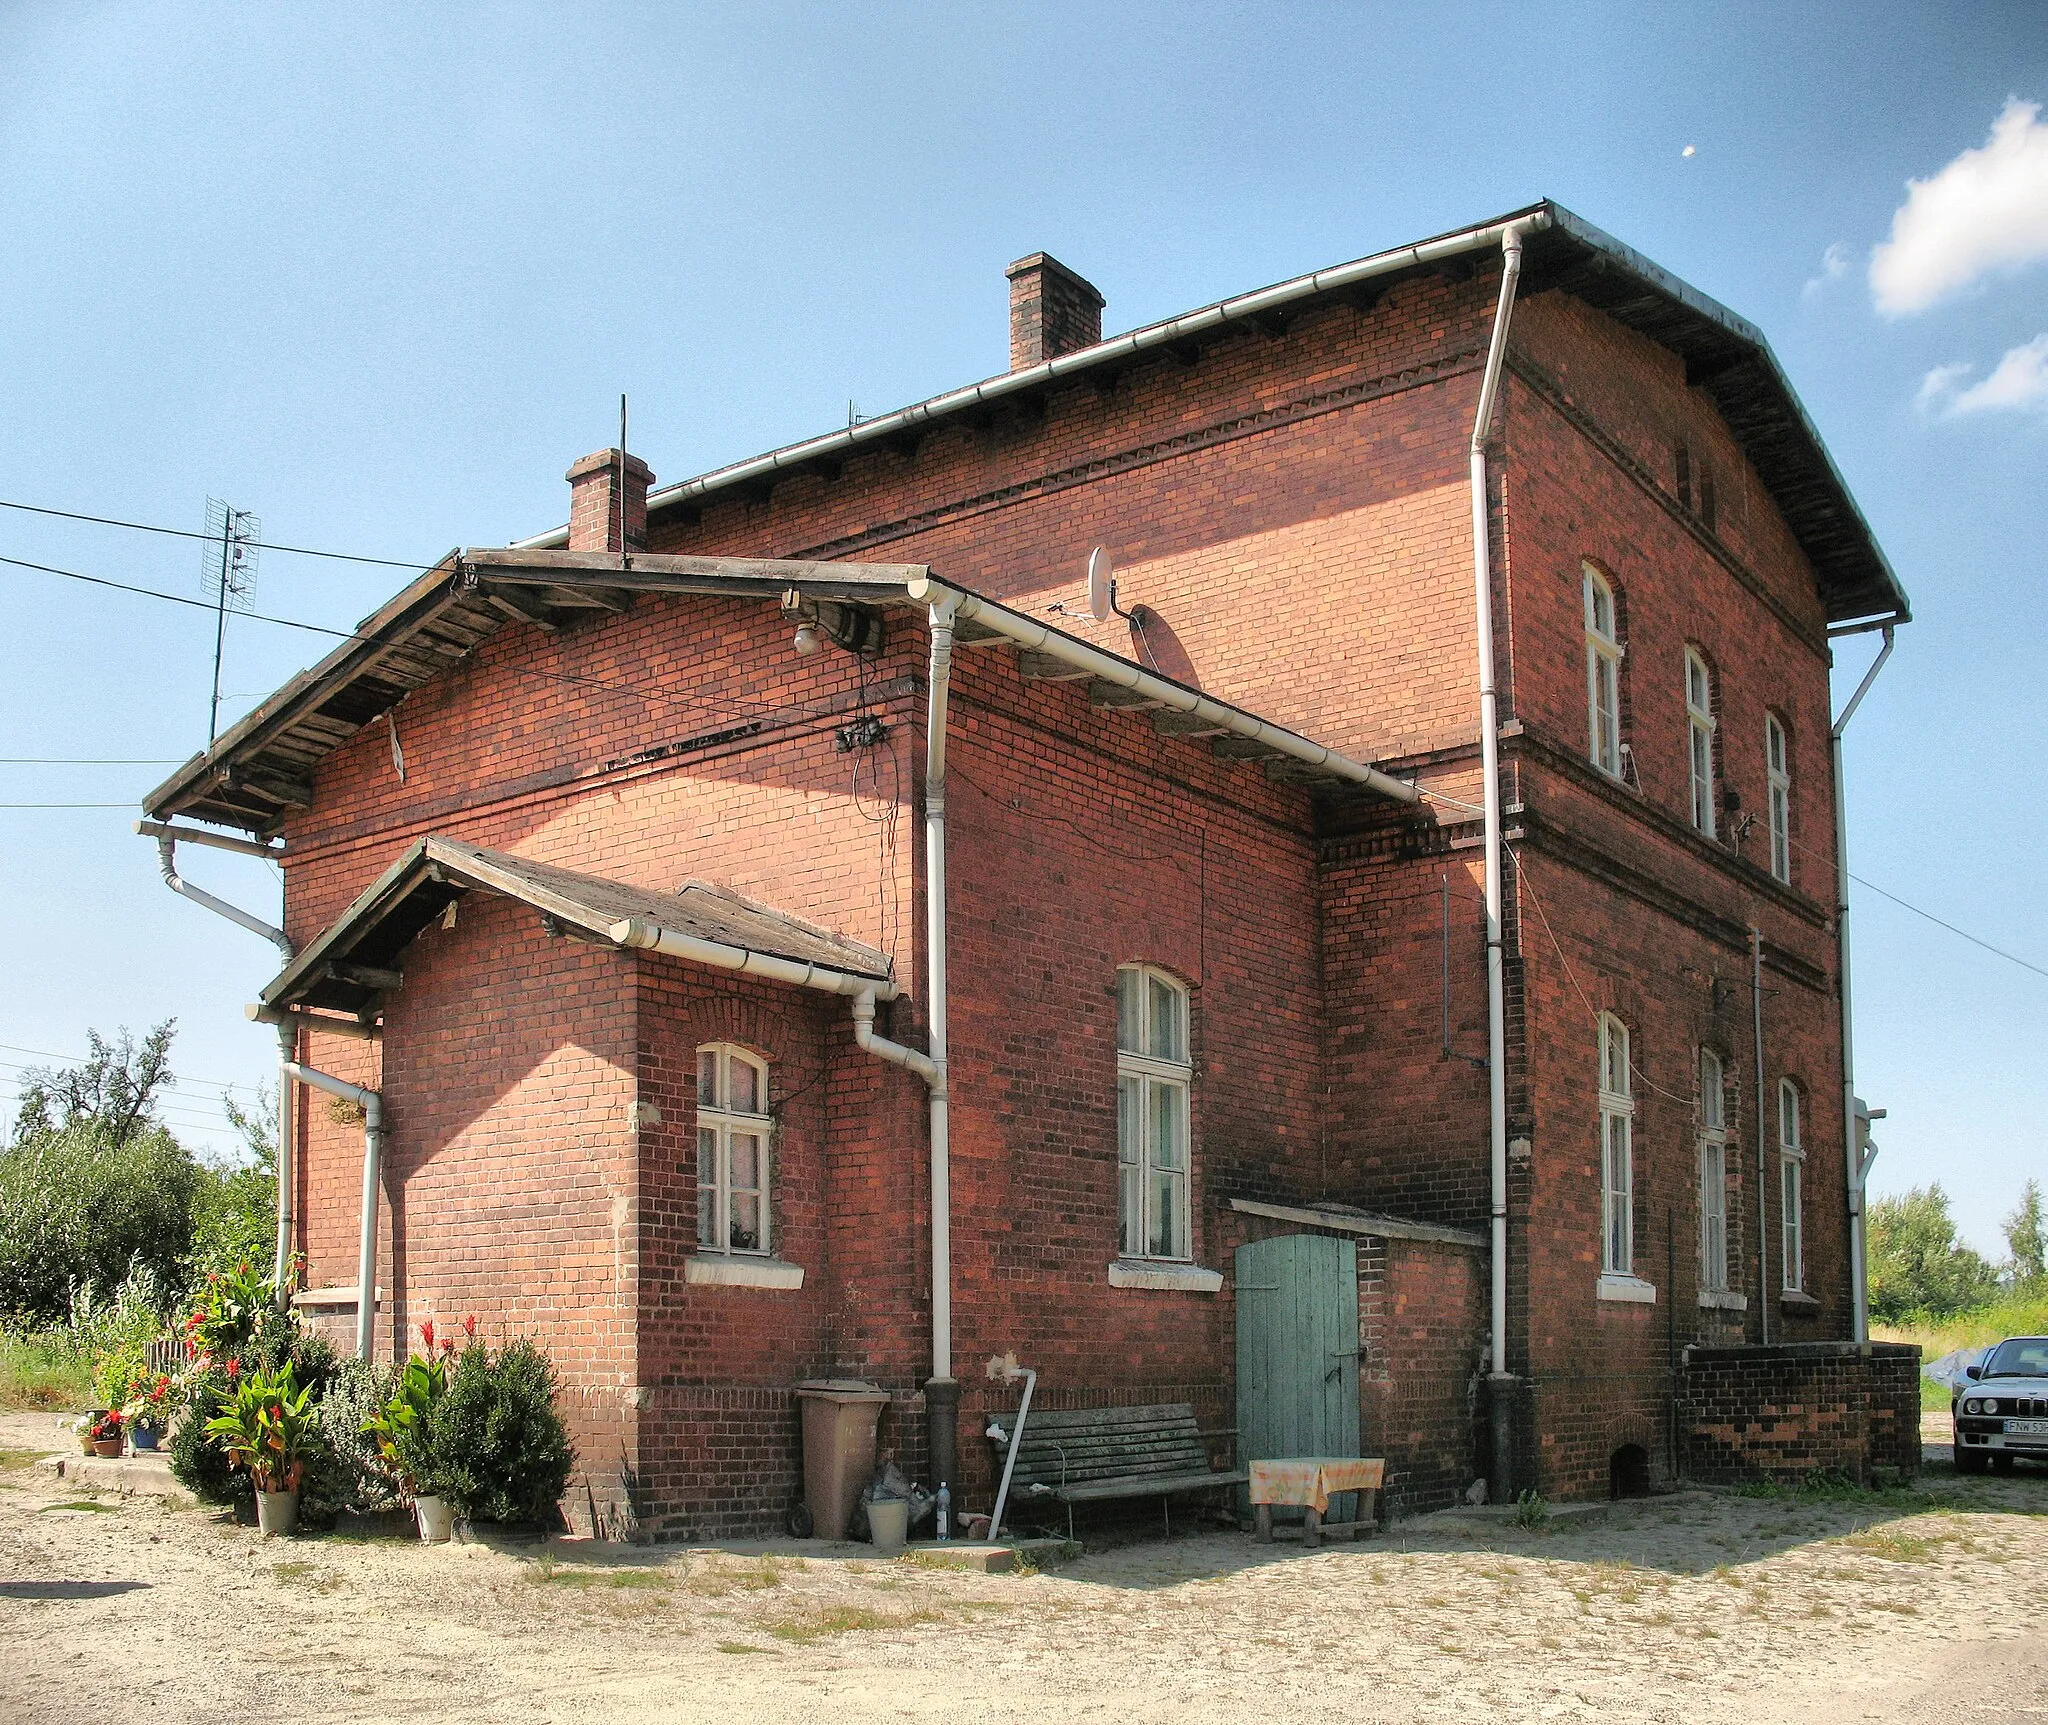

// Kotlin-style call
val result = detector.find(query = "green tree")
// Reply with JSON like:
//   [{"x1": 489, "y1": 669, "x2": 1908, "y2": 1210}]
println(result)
[
  {"x1": 11, "y1": 1021, "x2": 175, "y2": 1149},
  {"x1": 2005, "y1": 1179, "x2": 2046, "y2": 1288},
  {"x1": 1866, "y1": 1184, "x2": 2001, "y2": 1321}
]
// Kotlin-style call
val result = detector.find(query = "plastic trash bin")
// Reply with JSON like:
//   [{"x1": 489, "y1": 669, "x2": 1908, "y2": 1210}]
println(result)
[{"x1": 795, "y1": 1379, "x2": 891, "y2": 1540}]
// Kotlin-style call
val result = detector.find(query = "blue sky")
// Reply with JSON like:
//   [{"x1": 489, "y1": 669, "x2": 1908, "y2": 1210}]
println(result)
[{"x1": 1, "y1": 3, "x2": 2042, "y2": 1255}]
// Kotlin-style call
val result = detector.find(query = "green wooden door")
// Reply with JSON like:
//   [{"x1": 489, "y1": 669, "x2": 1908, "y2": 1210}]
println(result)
[{"x1": 1235, "y1": 1233, "x2": 1362, "y2": 1521}]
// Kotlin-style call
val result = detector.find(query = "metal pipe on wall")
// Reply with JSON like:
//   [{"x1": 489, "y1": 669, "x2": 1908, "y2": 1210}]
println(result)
[
  {"x1": 1470, "y1": 222, "x2": 1531, "y2": 1501},
  {"x1": 283, "y1": 1059, "x2": 382, "y2": 1360},
  {"x1": 1751, "y1": 928, "x2": 1770, "y2": 1347},
  {"x1": 922, "y1": 596, "x2": 961, "y2": 1501}
]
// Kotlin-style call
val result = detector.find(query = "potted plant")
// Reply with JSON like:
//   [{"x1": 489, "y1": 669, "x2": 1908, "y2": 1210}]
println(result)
[
  {"x1": 88, "y1": 1409, "x2": 125, "y2": 1458},
  {"x1": 364, "y1": 1318, "x2": 465, "y2": 1542},
  {"x1": 124, "y1": 1370, "x2": 174, "y2": 1452},
  {"x1": 203, "y1": 1361, "x2": 321, "y2": 1536}
]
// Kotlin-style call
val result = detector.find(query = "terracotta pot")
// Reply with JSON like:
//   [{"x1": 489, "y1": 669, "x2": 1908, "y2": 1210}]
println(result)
[
  {"x1": 256, "y1": 1488, "x2": 300, "y2": 1537},
  {"x1": 414, "y1": 1494, "x2": 454, "y2": 1544},
  {"x1": 91, "y1": 1437, "x2": 123, "y2": 1459}
]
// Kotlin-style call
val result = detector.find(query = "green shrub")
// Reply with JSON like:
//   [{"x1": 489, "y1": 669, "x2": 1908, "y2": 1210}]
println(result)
[
  {"x1": 316, "y1": 1357, "x2": 402, "y2": 1515},
  {"x1": 1868, "y1": 1185, "x2": 2002, "y2": 1322},
  {"x1": 187, "y1": 1162, "x2": 276, "y2": 1285},
  {"x1": 428, "y1": 1337, "x2": 574, "y2": 1527}
]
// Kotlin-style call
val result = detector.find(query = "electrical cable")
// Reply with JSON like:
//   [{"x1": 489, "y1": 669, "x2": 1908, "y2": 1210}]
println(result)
[
  {"x1": 0, "y1": 498, "x2": 434, "y2": 570},
  {"x1": 0, "y1": 758, "x2": 181, "y2": 766}
]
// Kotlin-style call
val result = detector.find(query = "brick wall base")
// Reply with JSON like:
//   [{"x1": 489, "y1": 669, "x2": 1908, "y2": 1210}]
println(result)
[{"x1": 1678, "y1": 1341, "x2": 1921, "y2": 1486}]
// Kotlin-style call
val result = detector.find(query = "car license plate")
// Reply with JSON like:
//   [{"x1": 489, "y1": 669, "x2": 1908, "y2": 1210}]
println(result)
[{"x1": 2007, "y1": 1419, "x2": 2048, "y2": 1436}]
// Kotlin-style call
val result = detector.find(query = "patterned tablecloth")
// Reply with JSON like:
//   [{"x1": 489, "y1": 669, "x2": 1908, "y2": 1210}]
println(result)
[{"x1": 1248, "y1": 1457, "x2": 1386, "y2": 1515}]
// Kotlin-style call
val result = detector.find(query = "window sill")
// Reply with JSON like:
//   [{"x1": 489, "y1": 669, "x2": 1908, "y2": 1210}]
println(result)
[
  {"x1": 1597, "y1": 1274, "x2": 1657, "y2": 1305},
  {"x1": 1107, "y1": 1260, "x2": 1223, "y2": 1293},
  {"x1": 1779, "y1": 1289, "x2": 1820, "y2": 1312},
  {"x1": 685, "y1": 1254, "x2": 805, "y2": 1290},
  {"x1": 1697, "y1": 1289, "x2": 1748, "y2": 1312},
  {"x1": 293, "y1": 1285, "x2": 379, "y2": 1310}
]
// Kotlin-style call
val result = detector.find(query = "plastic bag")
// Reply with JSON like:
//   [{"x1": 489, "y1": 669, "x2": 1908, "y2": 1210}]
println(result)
[{"x1": 849, "y1": 1461, "x2": 934, "y2": 1542}]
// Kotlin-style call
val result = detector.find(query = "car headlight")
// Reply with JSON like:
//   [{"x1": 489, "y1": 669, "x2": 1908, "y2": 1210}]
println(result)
[{"x1": 1963, "y1": 1398, "x2": 1982, "y2": 1414}]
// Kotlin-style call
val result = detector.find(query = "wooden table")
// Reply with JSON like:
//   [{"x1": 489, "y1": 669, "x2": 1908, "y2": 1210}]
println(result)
[{"x1": 1248, "y1": 1457, "x2": 1385, "y2": 1547}]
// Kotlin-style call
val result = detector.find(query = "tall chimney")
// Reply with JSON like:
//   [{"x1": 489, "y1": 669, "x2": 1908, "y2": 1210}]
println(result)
[
  {"x1": 1006, "y1": 253, "x2": 1105, "y2": 371},
  {"x1": 566, "y1": 448, "x2": 655, "y2": 554}
]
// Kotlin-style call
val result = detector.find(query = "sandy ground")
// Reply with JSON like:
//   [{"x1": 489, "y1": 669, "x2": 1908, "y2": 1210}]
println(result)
[{"x1": 2, "y1": 1408, "x2": 2044, "y2": 1725}]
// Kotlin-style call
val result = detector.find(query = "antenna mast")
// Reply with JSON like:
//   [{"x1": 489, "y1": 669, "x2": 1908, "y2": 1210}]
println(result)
[{"x1": 202, "y1": 498, "x2": 260, "y2": 745}]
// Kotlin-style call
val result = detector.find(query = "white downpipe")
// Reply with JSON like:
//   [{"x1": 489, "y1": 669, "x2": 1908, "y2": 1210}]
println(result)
[
  {"x1": 1471, "y1": 225, "x2": 1529, "y2": 1396},
  {"x1": 284, "y1": 1059, "x2": 382, "y2": 1360},
  {"x1": 272, "y1": 1021, "x2": 297, "y2": 1302},
  {"x1": 1830, "y1": 623, "x2": 1896, "y2": 1342},
  {"x1": 149, "y1": 832, "x2": 293, "y2": 961},
  {"x1": 924, "y1": 597, "x2": 959, "y2": 1390},
  {"x1": 851, "y1": 989, "x2": 937, "y2": 1084}
]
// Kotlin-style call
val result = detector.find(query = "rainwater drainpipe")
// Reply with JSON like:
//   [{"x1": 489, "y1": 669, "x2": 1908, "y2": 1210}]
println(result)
[
  {"x1": 283, "y1": 1059, "x2": 382, "y2": 1361},
  {"x1": 138, "y1": 819, "x2": 302, "y2": 1304},
  {"x1": 1829, "y1": 622, "x2": 1897, "y2": 1342},
  {"x1": 1471, "y1": 222, "x2": 1531, "y2": 1500},
  {"x1": 1752, "y1": 927, "x2": 1771, "y2": 1347}
]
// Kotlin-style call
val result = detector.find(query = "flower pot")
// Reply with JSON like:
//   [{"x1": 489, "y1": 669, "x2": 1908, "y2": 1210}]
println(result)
[
  {"x1": 414, "y1": 1494, "x2": 454, "y2": 1544},
  {"x1": 91, "y1": 1437, "x2": 123, "y2": 1459},
  {"x1": 256, "y1": 1488, "x2": 300, "y2": 1537},
  {"x1": 130, "y1": 1427, "x2": 160, "y2": 1453}
]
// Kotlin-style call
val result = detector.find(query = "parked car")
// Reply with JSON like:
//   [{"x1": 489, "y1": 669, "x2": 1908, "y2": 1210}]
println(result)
[{"x1": 1953, "y1": 1335, "x2": 2048, "y2": 1474}]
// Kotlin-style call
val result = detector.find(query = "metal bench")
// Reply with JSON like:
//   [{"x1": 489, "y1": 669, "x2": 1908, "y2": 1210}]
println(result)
[{"x1": 990, "y1": 1402, "x2": 1248, "y2": 1538}]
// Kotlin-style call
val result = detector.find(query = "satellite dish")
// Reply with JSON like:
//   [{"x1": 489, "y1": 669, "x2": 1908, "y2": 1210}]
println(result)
[{"x1": 1085, "y1": 547, "x2": 1113, "y2": 622}]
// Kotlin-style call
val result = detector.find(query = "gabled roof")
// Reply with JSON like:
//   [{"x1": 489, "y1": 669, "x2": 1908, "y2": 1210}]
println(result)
[
  {"x1": 141, "y1": 556, "x2": 1415, "y2": 835},
  {"x1": 262, "y1": 835, "x2": 894, "y2": 1019},
  {"x1": 517, "y1": 201, "x2": 1904, "y2": 630}
]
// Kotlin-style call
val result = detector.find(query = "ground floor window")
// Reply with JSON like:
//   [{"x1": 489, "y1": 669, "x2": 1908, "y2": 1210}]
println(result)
[{"x1": 697, "y1": 1043, "x2": 770, "y2": 1255}]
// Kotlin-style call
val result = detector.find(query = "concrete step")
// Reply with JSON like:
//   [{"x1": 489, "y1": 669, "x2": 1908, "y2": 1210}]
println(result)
[
  {"x1": 39, "y1": 1451, "x2": 198, "y2": 1507},
  {"x1": 900, "y1": 1537, "x2": 1080, "y2": 1573}
]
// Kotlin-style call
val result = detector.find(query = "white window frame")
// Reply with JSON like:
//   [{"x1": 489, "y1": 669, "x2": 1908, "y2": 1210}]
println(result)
[
  {"x1": 1766, "y1": 714, "x2": 1792, "y2": 885},
  {"x1": 1686, "y1": 648, "x2": 1717, "y2": 837},
  {"x1": 1699, "y1": 1048, "x2": 1728, "y2": 1292},
  {"x1": 696, "y1": 1043, "x2": 771, "y2": 1258},
  {"x1": 1584, "y1": 565, "x2": 1623, "y2": 778},
  {"x1": 1599, "y1": 1014, "x2": 1635, "y2": 1277},
  {"x1": 1779, "y1": 1079, "x2": 1805, "y2": 1292},
  {"x1": 1116, "y1": 964, "x2": 1192, "y2": 1263}
]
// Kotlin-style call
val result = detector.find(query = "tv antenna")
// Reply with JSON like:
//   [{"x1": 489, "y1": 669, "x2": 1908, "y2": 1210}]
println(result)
[{"x1": 202, "y1": 498, "x2": 260, "y2": 744}]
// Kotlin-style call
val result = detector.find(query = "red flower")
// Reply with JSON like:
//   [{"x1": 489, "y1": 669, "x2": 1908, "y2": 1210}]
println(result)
[
  {"x1": 420, "y1": 1319, "x2": 436, "y2": 1352},
  {"x1": 463, "y1": 1314, "x2": 477, "y2": 1340}
]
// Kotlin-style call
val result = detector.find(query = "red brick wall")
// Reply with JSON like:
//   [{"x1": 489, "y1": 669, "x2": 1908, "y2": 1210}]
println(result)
[{"x1": 1680, "y1": 1341, "x2": 1922, "y2": 1485}]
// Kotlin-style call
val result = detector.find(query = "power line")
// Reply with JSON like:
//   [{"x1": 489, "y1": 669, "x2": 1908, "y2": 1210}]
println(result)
[
  {"x1": 1848, "y1": 871, "x2": 2048, "y2": 982},
  {"x1": 0, "y1": 552, "x2": 362, "y2": 640},
  {"x1": 0, "y1": 758, "x2": 181, "y2": 766},
  {"x1": 0, "y1": 803, "x2": 138, "y2": 809},
  {"x1": 0, "y1": 498, "x2": 433, "y2": 571}
]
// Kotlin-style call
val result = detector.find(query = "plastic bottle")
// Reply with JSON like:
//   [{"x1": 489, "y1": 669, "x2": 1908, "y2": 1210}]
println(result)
[{"x1": 936, "y1": 1481, "x2": 950, "y2": 1540}]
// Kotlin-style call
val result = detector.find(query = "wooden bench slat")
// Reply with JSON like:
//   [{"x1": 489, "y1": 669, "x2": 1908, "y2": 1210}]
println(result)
[
  {"x1": 994, "y1": 1401, "x2": 1240, "y2": 1508},
  {"x1": 1043, "y1": 1469, "x2": 1251, "y2": 1505}
]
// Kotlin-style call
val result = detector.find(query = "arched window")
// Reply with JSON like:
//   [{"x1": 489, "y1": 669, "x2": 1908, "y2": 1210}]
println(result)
[
  {"x1": 697, "y1": 1043, "x2": 770, "y2": 1256},
  {"x1": 1779, "y1": 1079, "x2": 1804, "y2": 1292},
  {"x1": 1699, "y1": 1048, "x2": 1729, "y2": 1292},
  {"x1": 1584, "y1": 565, "x2": 1623, "y2": 778},
  {"x1": 1116, "y1": 965, "x2": 1191, "y2": 1262},
  {"x1": 1599, "y1": 1014, "x2": 1634, "y2": 1276},
  {"x1": 1685, "y1": 648, "x2": 1717, "y2": 837},
  {"x1": 1765, "y1": 714, "x2": 1792, "y2": 885}
]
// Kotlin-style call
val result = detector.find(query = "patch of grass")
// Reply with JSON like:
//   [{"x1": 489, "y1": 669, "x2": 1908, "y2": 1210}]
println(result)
[
  {"x1": 717, "y1": 1642, "x2": 770, "y2": 1655},
  {"x1": 0, "y1": 1448, "x2": 46, "y2": 1473},
  {"x1": 1512, "y1": 1488, "x2": 1550, "y2": 1531},
  {"x1": 39, "y1": 1499, "x2": 116, "y2": 1514},
  {"x1": 1843, "y1": 1526, "x2": 1948, "y2": 1563},
  {"x1": 273, "y1": 1561, "x2": 344, "y2": 1594},
  {"x1": 0, "y1": 1334, "x2": 93, "y2": 1413},
  {"x1": 603, "y1": 1568, "x2": 673, "y2": 1591},
  {"x1": 764, "y1": 1604, "x2": 945, "y2": 1645},
  {"x1": 1874, "y1": 1292, "x2": 2048, "y2": 1364}
]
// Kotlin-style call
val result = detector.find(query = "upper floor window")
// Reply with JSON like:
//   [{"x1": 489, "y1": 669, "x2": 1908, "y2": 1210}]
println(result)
[
  {"x1": 1584, "y1": 565, "x2": 1623, "y2": 778},
  {"x1": 1766, "y1": 714, "x2": 1792, "y2": 885},
  {"x1": 1699, "y1": 1048, "x2": 1728, "y2": 1292},
  {"x1": 1116, "y1": 965, "x2": 1191, "y2": 1262},
  {"x1": 1779, "y1": 1079, "x2": 1805, "y2": 1292},
  {"x1": 1599, "y1": 1014, "x2": 1635, "y2": 1276},
  {"x1": 697, "y1": 1043, "x2": 770, "y2": 1256},
  {"x1": 1686, "y1": 648, "x2": 1717, "y2": 837}
]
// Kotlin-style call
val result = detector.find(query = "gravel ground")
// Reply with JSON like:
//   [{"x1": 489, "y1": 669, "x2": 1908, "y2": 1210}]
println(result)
[{"x1": 2, "y1": 1409, "x2": 2043, "y2": 1725}]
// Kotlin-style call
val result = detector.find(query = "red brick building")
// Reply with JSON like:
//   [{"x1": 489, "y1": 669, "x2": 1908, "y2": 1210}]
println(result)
[{"x1": 141, "y1": 202, "x2": 1917, "y2": 1535}]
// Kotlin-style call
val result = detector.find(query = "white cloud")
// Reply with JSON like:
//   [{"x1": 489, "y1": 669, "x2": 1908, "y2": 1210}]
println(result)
[
  {"x1": 1870, "y1": 98, "x2": 2048, "y2": 316},
  {"x1": 1916, "y1": 360, "x2": 1974, "y2": 410},
  {"x1": 1950, "y1": 334, "x2": 2048, "y2": 414},
  {"x1": 1802, "y1": 241, "x2": 1852, "y2": 301}
]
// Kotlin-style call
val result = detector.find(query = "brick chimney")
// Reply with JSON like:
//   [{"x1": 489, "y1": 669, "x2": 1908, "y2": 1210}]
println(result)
[
  {"x1": 566, "y1": 448, "x2": 655, "y2": 554},
  {"x1": 1006, "y1": 253, "x2": 1105, "y2": 371}
]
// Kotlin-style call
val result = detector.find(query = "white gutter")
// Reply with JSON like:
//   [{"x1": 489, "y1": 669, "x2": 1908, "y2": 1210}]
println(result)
[
  {"x1": 852, "y1": 988, "x2": 937, "y2": 1084},
  {"x1": 907, "y1": 576, "x2": 1420, "y2": 803},
  {"x1": 920, "y1": 594, "x2": 961, "y2": 1494},
  {"x1": 1827, "y1": 620, "x2": 1897, "y2": 1342},
  {"x1": 511, "y1": 212, "x2": 1553, "y2": 550},
  {"x1": 1470, "y1": 223, "x2": 1532, "y2": 1499},
  {"x1": 283, "y1": 1060, "x2": 382, "y2": 1360},
  {"x1": 607, "y1": 919, "x2": 898, "y2": 1000}
]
